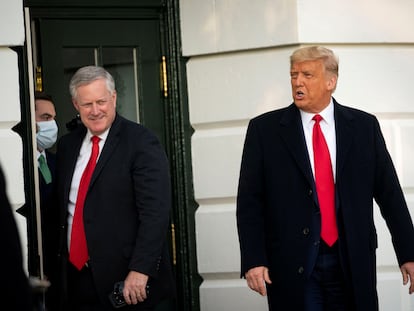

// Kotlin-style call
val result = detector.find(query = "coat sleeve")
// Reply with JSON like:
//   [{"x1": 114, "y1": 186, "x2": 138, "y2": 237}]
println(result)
[
  {"x1": 128, "y1": 129, "x2": 172, "y2": 277},
  {"x1": 372, "y1": 117, "x2": 414, "y2": 266},
  {"x1": 236, "y1": 120, "x2": 269, "y2": 277}
]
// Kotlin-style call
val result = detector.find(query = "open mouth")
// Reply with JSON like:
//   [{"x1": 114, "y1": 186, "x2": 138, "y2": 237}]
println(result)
[{"x1": 296, "y1": 91, "x2": 305, "y2": 99}]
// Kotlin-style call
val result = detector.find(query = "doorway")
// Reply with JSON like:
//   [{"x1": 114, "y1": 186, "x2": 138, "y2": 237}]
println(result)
[{"x1": 25, "y1": 1, "x2": 201, "y2": 310}]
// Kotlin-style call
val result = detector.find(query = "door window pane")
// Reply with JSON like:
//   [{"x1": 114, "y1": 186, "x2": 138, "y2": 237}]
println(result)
[
  {"x1": 101, "y1": 47, "x2": 140, "y2": 123},
  {"x1": 62, "y1": 47, "x2": 96, "y2": 80}
]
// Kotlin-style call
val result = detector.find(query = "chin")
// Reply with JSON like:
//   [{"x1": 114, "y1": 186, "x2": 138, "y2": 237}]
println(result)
[
  {"x1": 88, "y1": 124, "x2": 106, "y2": 135},
  {"x1": 294, "y1": 100, "x2": 306, "y2": 108}
]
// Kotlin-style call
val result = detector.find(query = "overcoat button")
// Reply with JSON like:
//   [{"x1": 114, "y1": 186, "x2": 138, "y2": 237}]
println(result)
[
  {"x1": 298, "y1": 266, "x2": 304, "y2": 274},
  {"x1": 303, "y1": 227, "x2": 310, "y2": 235},
  {"x1": 308, "y1": 189, "x2": 313, "y2": 196}
]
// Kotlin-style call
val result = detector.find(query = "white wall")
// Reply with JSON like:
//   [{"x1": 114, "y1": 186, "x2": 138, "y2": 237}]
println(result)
[
  {"x1": 0, "y1": 0, "x2": 28, "y2": 272},
  {"x1": 180, "y1": 0, "x2": 414, "y2": 310}
]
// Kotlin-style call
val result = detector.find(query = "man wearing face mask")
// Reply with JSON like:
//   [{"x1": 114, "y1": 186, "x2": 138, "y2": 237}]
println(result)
[
  {"x1": 34, "y1": 91, "x2": 59, "y2": 310},
  {"x1": 35, "y1": 91, "x2": 58, "y2": 193}
]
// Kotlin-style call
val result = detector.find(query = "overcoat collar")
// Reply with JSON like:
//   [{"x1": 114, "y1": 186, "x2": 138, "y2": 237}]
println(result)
[
  {"x1": 333, "y1": 98, "x2": 354, "y2": 181},
  {"x1": 279, "y1": 103, "x2": 314, "y2": 187},
  {"x1": 278, "y1": 98, "x2": 355, "y2": 185}
]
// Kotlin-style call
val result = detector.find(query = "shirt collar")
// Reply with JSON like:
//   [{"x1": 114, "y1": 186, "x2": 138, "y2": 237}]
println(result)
[
  {"x1": 37, "y1": 149, "x2": 46, "y2": 160},
  {"x1": 86, "y1": 127, "x2": 110, "y2": 143}
]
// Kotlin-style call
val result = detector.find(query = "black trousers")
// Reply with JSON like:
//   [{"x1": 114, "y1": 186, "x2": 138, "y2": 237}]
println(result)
[
  {"x1": 304, "y1": 241, "x2": 355, "y2": 311},
  {"x1": 67, "y1": 263, "x2": 106, "y2": 311}
]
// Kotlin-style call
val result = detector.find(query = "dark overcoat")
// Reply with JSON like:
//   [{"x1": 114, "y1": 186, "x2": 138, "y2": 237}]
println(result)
[{"x1": 237, "y1": 99, "x2": 414, "y2": 310}]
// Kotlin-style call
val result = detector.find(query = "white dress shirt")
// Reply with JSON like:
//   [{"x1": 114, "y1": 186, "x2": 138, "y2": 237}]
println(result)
[
  {"x1": 67, "y1": 128, "x2": 109, "y2": 248},
  {"x1": 300, "y1": 99, "x2": 337, "y2": 182}
]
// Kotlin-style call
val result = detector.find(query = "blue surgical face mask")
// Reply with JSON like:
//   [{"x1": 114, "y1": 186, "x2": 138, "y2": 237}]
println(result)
[{"x1": 36, "y1": 120, "x2": 58, "y2": 150}]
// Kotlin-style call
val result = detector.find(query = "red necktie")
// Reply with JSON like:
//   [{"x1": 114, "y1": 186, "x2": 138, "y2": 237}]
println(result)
[
  {"x1": 312, "y1": 115, "x2": 338, "y2": 246},
  {"x1": 69, "y1": 135, "x2": 100, "y2": 270}
]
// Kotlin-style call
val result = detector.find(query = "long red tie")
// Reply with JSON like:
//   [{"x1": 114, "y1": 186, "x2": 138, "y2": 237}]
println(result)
[
  {"x1": 69, "y1": 135, "x2": 100, "y2": 270},
  {"x1": 312, "y1": 115, "x2": 338, "y2": 246}
]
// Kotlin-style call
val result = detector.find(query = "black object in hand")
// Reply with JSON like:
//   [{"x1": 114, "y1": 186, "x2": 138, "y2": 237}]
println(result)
[
  {"x1": 109, "y1": 281, "x2": 127, "y2": 308},
  {"x1": 108, "y1": 281, "x2": 150, "y2": 308}
]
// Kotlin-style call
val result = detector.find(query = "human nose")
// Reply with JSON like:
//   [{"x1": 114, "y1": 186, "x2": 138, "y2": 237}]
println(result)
[
  {"x1": 294, "y1": 74, "x2": 304, "y2": 86},
  {"x1": 90, "y1": 103, "x2": 100, "y2": 115}
]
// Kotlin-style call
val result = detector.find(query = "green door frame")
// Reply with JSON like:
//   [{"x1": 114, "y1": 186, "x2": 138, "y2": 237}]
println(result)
[{"x1": 23, "y1": 1, "x2": 201, "y2": 310}]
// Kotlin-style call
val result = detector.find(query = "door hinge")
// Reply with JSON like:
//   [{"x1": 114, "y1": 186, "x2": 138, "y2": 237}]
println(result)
[
  {"x1": 35, "y1": 66, "x2": 43, "y2": 92},
  {"x1": 171, "y1": 223, "x2": 177, "y2": 265},
  {"x1": 161, "y1": 56, "x2": 168, "y2": 98}
]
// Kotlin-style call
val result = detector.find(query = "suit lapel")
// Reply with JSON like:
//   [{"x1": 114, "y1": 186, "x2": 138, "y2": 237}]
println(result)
[
  {"x1": 89, "y1": 114, "x2": 123, "y2": 186},
  {"x1": 333, "y1": 99, "x2": 354, "y2": 181},
  {"x1": 279, "y1": 104, "x2": 315, "y2": 187}
]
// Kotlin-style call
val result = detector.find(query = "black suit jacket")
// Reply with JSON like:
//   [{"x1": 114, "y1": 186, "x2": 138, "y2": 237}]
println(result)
[
  {"x1": 237, "y1": 99, "x2": 414, "y2": 310},
  {"x1": 53, "y1": 114, "x2": 175, "y2": 309},
  {"x1": 16, "y1": 150, "x2": 56, "y2": 220},
  {"x1": 39, "y1": 150, "x2": 59, "y2": 308}
]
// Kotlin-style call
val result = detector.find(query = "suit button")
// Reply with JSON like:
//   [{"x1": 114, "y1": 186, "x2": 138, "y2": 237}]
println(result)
[
  {"x1": 303, "y1": 227, "x2": 310, "y2": 235},
  {"x1": 308, "y1": 189, "x2": 313, "y2": 196},
  {"x1": 298, "y1": 266, "x2": 304, "y2": 274}
]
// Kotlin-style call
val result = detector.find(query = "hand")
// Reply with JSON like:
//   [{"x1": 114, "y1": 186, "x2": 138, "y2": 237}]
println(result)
[
  {"x1": 245, "y1": 266, "x2": 272, "y2": 296},
  {"x1": 401, "y1": 262, "x2": 414, "y2": 294},
  {"x1": 123, "y1": 271, "x2": 149, "y2": 304}
]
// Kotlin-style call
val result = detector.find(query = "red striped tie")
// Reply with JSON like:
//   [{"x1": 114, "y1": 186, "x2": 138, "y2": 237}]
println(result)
[
  {"x1": 312, "y1": 115, "x2": 338, "y2": 246},
  {"x1": 69, "y1": 135, "x2": 100, "y2": 270}
]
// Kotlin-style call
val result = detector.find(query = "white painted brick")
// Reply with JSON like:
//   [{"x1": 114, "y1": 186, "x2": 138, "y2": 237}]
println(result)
[
  {"x1": 200, "y1": 278, "x2": 268, "y2": 311},
  {"x1": 377, "y1": 270, "x2": 414, "y2": 310},
  {"x1": 196, "y1": 203, "x2": 239, "y2": 273},
  {"x1": 298, "y1": 0, "x2": 414, "y2": 43},
  {"x1": 398, "y1": 122, "x2": 414, "y2": 188},
  {"x1": 0, "y1": 130, "x2": 25, "y2": 205},
  {"x1": 0, "y1": 0, "x2": 24, "y2": 46},
  {"x1": 180, "y1": 0, "x2": 297, "y2": 56},
  {"x1": 333, "y1": 46, "x2": 414, "y2": 114},
  {"x1": 192, "y1": 128, "x2": 245, "y2": 199},
  {"x1": 187, "y1": 48, "x2": 292, "y2": 126},
  {"x1": 0, "y1": 48, "x2": 22, "y2": 123}
]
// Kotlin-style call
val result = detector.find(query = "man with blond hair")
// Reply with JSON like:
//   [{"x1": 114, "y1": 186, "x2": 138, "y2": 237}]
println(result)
[{"x1": 237, "y1": 46, "x2": 414, "y2": 310}]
